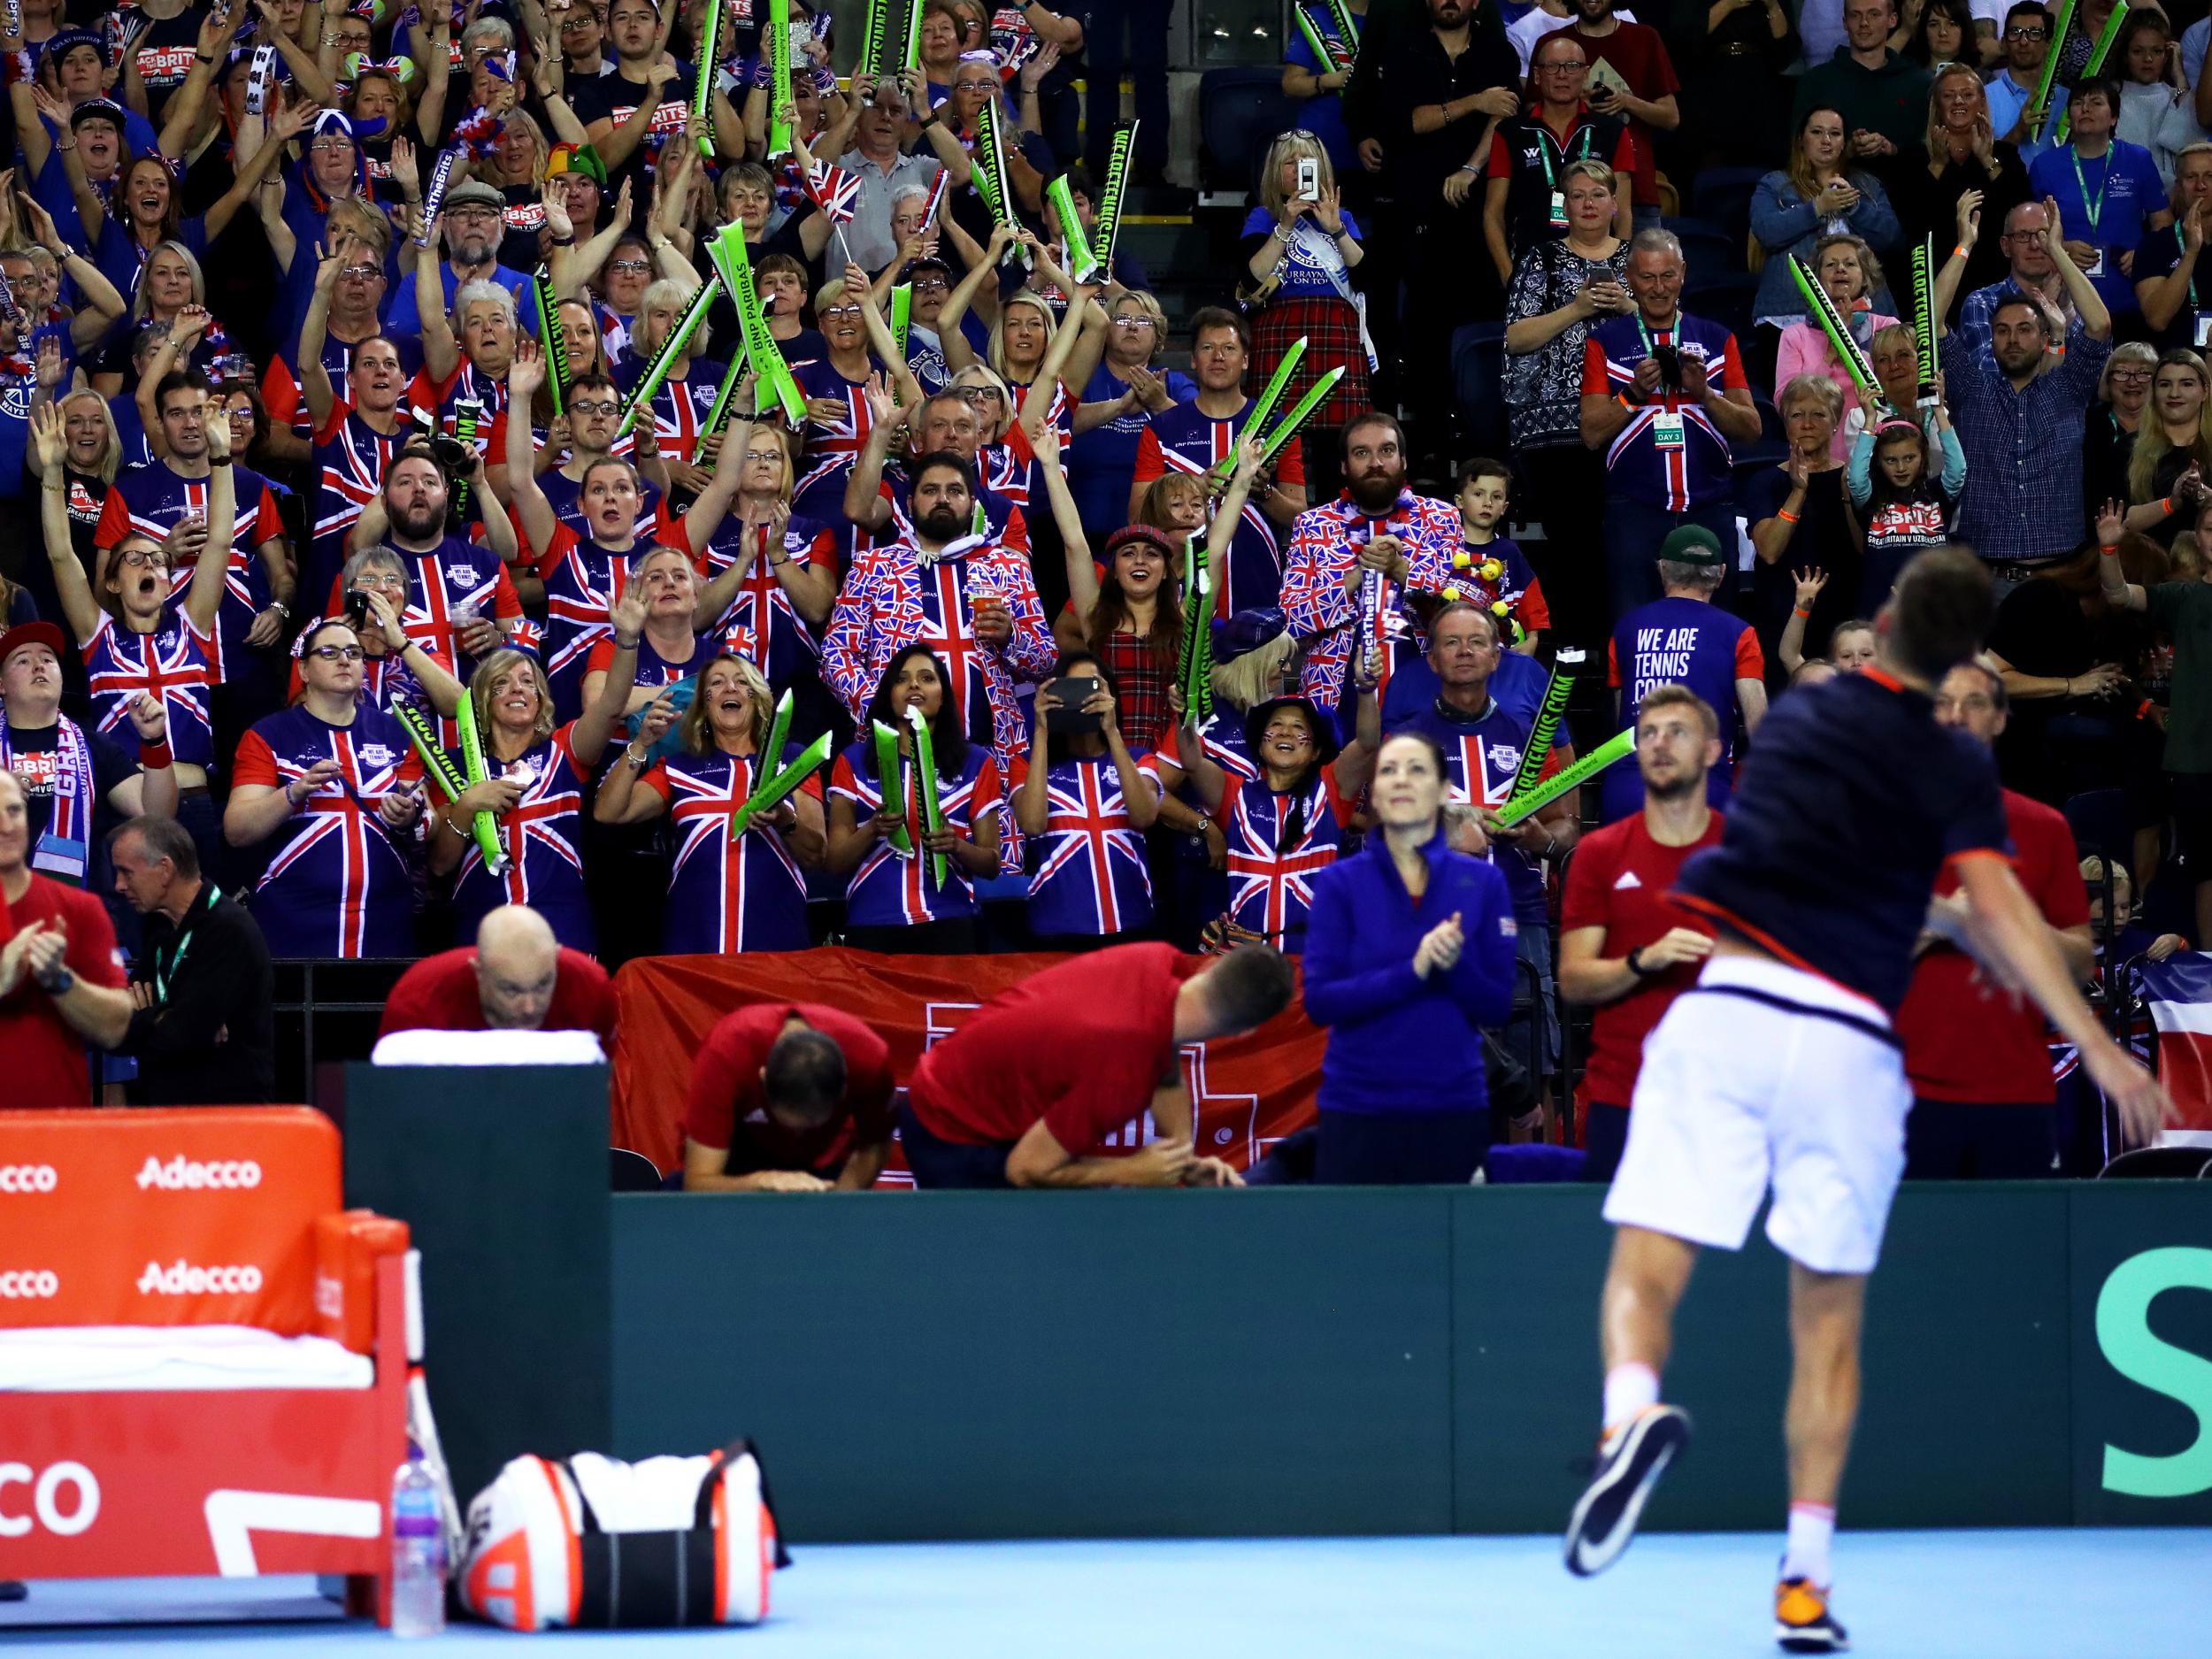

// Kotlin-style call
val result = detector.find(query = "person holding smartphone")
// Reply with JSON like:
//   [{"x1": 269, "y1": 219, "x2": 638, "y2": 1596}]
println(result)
[{"x1": 1014, "y1": 651, "x2": 1162, "y2": 950}]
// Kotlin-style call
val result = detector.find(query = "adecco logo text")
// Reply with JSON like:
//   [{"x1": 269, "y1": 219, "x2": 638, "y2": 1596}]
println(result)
[
  {"x1": 0, "y1": 1269, "x2": 60, "y2": 1298},
  {"x1": 0, "y1": 1164, "x2": 58, "y2": 1193},
  {"x1": 0, "y1": 1462, "x2": 100, "y2": 1537},
  {"x1": 135, "y1": 1261, "x2": 263, "y2": 1296},
  {"x1": 134, "y1": 1156, "x2": 262, "y2": 1192}
]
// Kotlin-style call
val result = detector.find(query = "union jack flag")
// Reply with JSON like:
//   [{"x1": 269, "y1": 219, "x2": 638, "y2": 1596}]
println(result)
[
  {"x1": 457, "y1": 735, "x2": 584, "y2": 907},
  {"x1": 803, "y1": 158, "x2": 863, "y2": 227},
  {"x1": 84, "y1": 611, "x2": 214, "y2": 760},
  {"x1": 661, "y1": 751, "x2": 815, "y2": 954},
  {"x1": 1223, "y1": 774, "x2": 1343, "y2": 948},
  {"x1": 1027, "y1": 755, "x2": 1157, "y2": 936}
]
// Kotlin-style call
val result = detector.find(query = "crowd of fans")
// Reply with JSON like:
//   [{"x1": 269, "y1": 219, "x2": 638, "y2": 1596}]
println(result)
[{"x1": 0, "y1": 0, "x2": 2200, "y2": 1182}]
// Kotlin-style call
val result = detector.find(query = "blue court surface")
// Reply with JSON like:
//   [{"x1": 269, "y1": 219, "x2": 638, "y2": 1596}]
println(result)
[{"x1": 6, "y1": 1530, "x2": 2205, "y2": 1657}]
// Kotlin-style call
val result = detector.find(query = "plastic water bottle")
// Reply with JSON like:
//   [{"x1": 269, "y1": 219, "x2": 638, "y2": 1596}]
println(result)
[{"x1": 389, "y1": 1448, "x2": 447, "y2": 1638}]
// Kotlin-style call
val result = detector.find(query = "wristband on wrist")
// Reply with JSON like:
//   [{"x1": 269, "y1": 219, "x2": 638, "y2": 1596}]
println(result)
[
  {"x1": 2163, "y1": 496, "x2": 2176, "y2": 516},
  {"x1": 1777, "y1": 507, "x2": 1801, "y2": 525},
  {"x1": 2101, "y1": 543, "x2": 2120, "y2": 554},
  {"x1": 2139, "y1": 698, "x2": 2154, "y2": 719},
  {"x1": 1792, "y1": 604, "x2": 1811, "y2": 618},
  {"x1": 1953, "y1": 242, "x2": 1969, "y2": 259},
  {"x1": 139, "y1": 739, "x2": 173, "y2": 769}
]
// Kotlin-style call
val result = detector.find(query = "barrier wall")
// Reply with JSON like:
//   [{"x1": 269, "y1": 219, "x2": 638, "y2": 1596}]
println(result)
[
  {"x1": 610, "y1": 1185, "x2": 2212, "y2": 1541},
  {"x1": 345, "y1": 1066, "x2": 613, "y2": 1505}
]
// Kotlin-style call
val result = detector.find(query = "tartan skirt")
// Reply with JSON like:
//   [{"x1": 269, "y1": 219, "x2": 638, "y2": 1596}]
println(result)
[{"x1": 1249, "y1": 294, "x2": 1368, "y2": 429}]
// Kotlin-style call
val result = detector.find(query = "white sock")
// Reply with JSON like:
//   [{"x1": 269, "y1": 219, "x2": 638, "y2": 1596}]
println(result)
[
  {"x1": 1601, "y1": 1362, "x2": 1660, "y2": 1433},
  {"x1": 1783, "y1": 1502, "x2": 1835, "y2": 1590}
]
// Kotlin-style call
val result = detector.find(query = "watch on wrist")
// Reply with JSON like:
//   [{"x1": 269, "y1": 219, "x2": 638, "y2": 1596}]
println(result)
[
  {"x1": 1625, "y1": 947, "x2": 1648, "y2": 977},
  {"x1": 36, "y1": 965, "x2": 74, "y2": 996}
]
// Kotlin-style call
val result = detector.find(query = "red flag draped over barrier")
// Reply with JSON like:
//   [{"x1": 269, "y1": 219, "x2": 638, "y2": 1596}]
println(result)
[{"x1": 609, "y1": 949, "x2": 1327, "y2": 1177}]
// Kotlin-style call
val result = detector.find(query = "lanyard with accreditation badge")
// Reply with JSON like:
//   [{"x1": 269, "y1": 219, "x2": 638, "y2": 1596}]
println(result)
[
  {"x1": 1633, "y1": 315, "x2": 1687, "y2": 451},
  {"x1": 1535, "y1": 121, "x2": 1594, "y2": 227},
  {"x1": 2070, "y1": 145, "x2": 2110, "y2": 277},
  {"x1": 151, "y1": 885, "x2": 218, "y2": 1005}
]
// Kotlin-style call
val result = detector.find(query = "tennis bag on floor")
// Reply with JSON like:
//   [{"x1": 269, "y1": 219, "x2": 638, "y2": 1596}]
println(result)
[{"x1": 459, "y1": 1440, "x2": 787, "y2": 1629}]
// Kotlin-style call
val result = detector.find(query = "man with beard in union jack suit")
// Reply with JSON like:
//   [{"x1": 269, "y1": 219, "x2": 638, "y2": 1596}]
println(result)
[
  {"x1": 224, "y1": 618, "x2": 426, "y2": 960},
  {"x1": 1280, "y1": 411, "x2": 1462, "y2": 733},
  {"x1": 822, "y1": 450, "x2": 1054, "y2": 768}
]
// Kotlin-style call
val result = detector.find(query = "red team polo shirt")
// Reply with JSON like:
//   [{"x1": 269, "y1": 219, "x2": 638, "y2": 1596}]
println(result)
[
  {"x1": 684, "y1": 1002, "x2": 896, "y2": 1179},
  {"x1": 1, "y1": 874, "x2": 127, "y2": 1107},
  {"x1": 1895, "y1": 789, "x2": 2088, "y2": 1104},
  {"x1": 1559, "y1": 810, "x2": 1724, "y2": 1109},
  {"x1": 907, "y1": 941, "x2": 1187, "y2": 1151},
  {"x1": 378, "y1": 946, "x2": 615, "y2": 1041}
]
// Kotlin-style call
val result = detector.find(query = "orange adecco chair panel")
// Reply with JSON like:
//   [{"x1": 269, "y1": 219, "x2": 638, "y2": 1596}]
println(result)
[
  {"x1": 0, "y1": 1107, "x2": 342, "y2": 1334},
  {"x1": 0, "y1": 1109, "x2": 411, "y2": 1620}
]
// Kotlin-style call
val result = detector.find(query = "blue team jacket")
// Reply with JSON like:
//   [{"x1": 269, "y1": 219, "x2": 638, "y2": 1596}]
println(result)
[{"x1": 1302, "y1": 828, "x2": 1519, "y2": 1117}]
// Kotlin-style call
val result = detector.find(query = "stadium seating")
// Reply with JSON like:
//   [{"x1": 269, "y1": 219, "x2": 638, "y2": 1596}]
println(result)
[{"x1": 1197, "y1": 67, "x2": 1295, "y2": 197}]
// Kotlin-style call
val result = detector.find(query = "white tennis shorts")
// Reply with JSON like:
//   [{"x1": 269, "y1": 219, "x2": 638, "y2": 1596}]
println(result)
[{"x1": 1602, "y1": 955, "x2": 1911, "y2": 1275}]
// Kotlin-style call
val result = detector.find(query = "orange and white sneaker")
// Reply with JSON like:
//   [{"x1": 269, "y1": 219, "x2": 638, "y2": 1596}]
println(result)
[{"x1": 1775, "y1": 1576, "x2": 1849, "y2": 1653}]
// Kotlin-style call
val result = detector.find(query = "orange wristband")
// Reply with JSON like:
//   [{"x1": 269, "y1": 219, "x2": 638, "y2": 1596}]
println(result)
[
  {"x1": 1777, "y1": 508, "x2": 1801, "y2": 525},
  {"x1": 1792, "y1": 605, "x2": 1811, "y2": 618}
]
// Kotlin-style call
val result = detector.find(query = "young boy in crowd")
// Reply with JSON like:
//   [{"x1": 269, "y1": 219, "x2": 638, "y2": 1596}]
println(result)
[{"x1": 1385, "y1": 459, "x2": 1555, "y2": 728}]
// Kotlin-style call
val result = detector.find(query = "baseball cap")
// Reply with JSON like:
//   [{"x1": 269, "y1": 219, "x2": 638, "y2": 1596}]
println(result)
[
  {"x1": 44, "y1": 28, "x2": 107, "y2": 68},
  {"x1": 442, "y1": 180, "x2": 508, "y2": 214},
  {"x1": 545, "y1": 143, "x2": 609, "y2": 187},
  {"x1": 1658, "y1": 525, "x2": 1727, "y2": 565},
  {"x1": 900, "y1": 255, "x2": 954, "y2": 283},
  {"x1": 68, "y1": 96, "x2": 127, "y2": 134},
  {"x1": 0, "y1": 620, "x2": 68, "y2": 670},
  {"x1": 1217, "y1": 606, "x2": 1288, "y2": 663}
]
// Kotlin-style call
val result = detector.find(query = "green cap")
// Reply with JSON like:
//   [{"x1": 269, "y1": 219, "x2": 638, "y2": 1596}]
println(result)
[{"x1": 1658, "y1": 525, "x2": 1726, "y2": 565}]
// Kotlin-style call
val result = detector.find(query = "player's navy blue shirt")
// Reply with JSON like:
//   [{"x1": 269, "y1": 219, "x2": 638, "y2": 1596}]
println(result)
[{"x1": 1673, "y1": 669, "x2": 2009, "y2": 1013}]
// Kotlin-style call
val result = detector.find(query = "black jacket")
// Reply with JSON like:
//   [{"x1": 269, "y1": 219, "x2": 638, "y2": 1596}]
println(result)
[{"x1": 123, "y1": 885, "x2": 276, "y2": 1105}]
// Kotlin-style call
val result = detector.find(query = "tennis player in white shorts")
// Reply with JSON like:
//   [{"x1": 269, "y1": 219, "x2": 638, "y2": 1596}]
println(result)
[{"x1": 1560, "y1": 550, "x2": 2173, "y2": 1655}]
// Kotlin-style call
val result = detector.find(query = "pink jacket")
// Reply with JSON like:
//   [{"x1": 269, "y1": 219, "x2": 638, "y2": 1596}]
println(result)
[{"x1": 1773, "y1": 313, "x2": 1900, "y2": 462}]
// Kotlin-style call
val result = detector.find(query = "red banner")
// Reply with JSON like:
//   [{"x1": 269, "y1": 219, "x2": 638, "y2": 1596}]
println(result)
[{"x1": 608, "y1": 949, "x2": 1327, "y2": 1178}]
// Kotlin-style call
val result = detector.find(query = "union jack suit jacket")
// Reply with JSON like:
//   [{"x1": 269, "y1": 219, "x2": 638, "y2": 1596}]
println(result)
[
  {"x1": 1280, "y1": 489, "x2": 1462, "y2": 716},
  {"x1": 820, "y1": 540, "x2": 1055, "y2": 764}
]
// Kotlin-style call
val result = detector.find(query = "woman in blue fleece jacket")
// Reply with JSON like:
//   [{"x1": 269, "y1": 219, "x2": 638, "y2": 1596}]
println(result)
[{"x1": 1302, "y1": 730, "x2": 1520, "y2": 1185}]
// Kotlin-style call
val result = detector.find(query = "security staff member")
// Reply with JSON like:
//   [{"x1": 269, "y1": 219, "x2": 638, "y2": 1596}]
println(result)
[{"x1": 108, "y1": 814, "x2": 275, "y2": 1104}]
